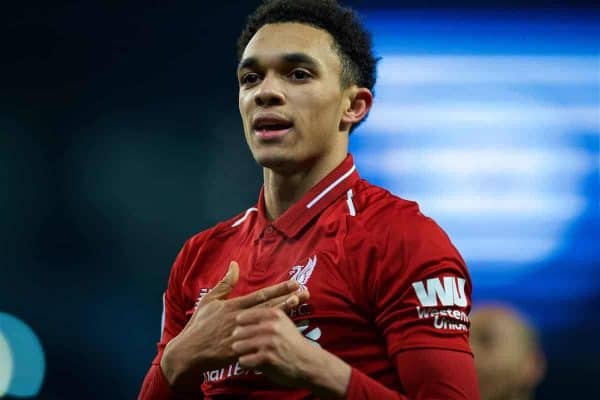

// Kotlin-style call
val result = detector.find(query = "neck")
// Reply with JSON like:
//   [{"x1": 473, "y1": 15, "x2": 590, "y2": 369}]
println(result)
[{"x1": 263, "y1": 149, "x2": 347, "y2": 221}]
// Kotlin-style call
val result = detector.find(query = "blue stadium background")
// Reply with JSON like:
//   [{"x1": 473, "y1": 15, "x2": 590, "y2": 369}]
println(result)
[{"x1": 0, "y1": 1, "x2": 598, "y2": 398}]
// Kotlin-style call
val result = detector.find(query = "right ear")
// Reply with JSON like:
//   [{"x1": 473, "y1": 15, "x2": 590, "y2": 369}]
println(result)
[{"x1": 340, "y1": 86, "x2": 373, "y2": 131}]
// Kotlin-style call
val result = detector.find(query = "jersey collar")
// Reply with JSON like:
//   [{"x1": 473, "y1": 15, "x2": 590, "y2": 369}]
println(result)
[{"x1": 256, "y1": 154, "x2": 360, "y2": 239}]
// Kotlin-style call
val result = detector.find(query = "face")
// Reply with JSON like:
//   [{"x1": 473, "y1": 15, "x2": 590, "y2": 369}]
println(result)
[
  {"x1": 237, "y1": 22, "x2": 351, "y2": 172},
  {"x1": 470, "y1": 309, "x2": 536, "y2": 400}
]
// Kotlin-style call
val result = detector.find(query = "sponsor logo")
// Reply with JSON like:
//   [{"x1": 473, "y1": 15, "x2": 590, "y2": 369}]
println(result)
[
  {"x1": 412, "y1": 276, "x2": 470, "y2": 331},
  {"x1": 297, "y1": 319, "x2": 321, "y2": 347},
  {"x1": 289, "y1": 255, "x2": 317, "y2": 290},
  {"x1": 416, "y1": 306, "x2": 470, "y2": 331},
  {"x1": 203, "y1": 361, "x2": 259, "y2": 383},
  {"x1": 194, "y1": 288, "x2": 210, "y2": 309},
  {"x1": 412, "y1": 276, "x2": 467, "y2": 307}
]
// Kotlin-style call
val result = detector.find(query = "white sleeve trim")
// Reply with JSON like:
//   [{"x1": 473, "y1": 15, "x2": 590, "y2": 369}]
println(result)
[
  {"x1": 231, "y1": 207, "x2": 259, "y2": 227},
  {"x1": 307, "y1": 165, "x2": 356, "y2": 209}
]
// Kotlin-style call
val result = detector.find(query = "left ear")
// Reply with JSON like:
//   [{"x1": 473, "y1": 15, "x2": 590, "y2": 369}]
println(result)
[{"x1": 340, "y1": 87, "x2": 373, "y2": 130}]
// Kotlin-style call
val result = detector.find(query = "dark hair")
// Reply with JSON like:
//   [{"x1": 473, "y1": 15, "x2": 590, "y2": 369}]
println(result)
[{"x1": 237, "y1": 0, "x2": 378, "y2": 130}]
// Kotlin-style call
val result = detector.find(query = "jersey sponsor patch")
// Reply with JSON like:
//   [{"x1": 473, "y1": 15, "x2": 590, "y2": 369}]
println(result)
[
  {"x1": 411, "y1": 276, "x2": 470, "y2": 331},
  {"x1": 412, "y1": 276, "x2": 467, "y2": 307}
]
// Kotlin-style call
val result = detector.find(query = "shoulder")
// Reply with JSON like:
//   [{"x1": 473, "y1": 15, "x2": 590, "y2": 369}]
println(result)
[
  {"x1": 349, "y1": 179, "x2": 464, "y2": 268},
  {"x1": 351, "y1": 179, "x2": 441, "y2": 237},
  {"x1": 177, "y1": 207, "x2": 258, "y2": 264}
]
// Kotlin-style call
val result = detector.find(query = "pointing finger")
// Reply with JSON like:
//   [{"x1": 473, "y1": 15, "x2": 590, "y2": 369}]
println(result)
[
  {"x1": 252, "y1": 287, "x2": 310, "y2": 310},
  {"x1": 232, "y1": 280, "x2": 299, "y2": 309}
]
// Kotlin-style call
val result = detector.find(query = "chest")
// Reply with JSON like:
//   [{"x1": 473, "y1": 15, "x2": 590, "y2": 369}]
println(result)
[{"x1": 182, "y1": 223, "x2": 372, "y2": 344}]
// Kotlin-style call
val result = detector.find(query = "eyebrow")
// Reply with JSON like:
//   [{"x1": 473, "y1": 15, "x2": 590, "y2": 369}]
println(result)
[{"x1": 237, "y1": 52, "x2": 321, "y2": 73}]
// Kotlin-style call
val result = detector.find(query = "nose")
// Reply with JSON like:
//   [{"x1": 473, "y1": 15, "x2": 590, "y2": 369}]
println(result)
[{"x1": 254, "y1": 73, "x2": 285, "y2": 107}]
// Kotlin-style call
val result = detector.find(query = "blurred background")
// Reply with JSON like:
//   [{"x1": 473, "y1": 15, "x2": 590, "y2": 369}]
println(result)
[{"x1": 0, "y1": 0, "x2": 598, "y2": 398}]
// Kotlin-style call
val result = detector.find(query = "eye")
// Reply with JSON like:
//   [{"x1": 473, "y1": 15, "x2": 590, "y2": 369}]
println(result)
[
  {"x1": 290, "y1": 69, "x2": 312, "y2": 81},
  {"x1": 240, "y1": 73, "x2": 260, "y2": 85}
]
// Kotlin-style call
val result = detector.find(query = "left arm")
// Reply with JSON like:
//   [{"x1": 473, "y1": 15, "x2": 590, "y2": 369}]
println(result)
[
  {"x1": 230, "y1": 206, "x2": 481, "y2": 399},
  {"x1": 230, "y1": 307, "x2": 479, "y2": 399}
]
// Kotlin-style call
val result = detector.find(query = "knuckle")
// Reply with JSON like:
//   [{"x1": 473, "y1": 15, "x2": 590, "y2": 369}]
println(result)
[
  {"x1": 265, "y1": 338, "x2": 277, "y2": 351},
  {"x1": 256, "y1": 290, "x2": 267, "y2": 303},
  {"x1": 264, "y1": 352, "x2": 276, "y2": 364},
  {"x1": 265, "y1": 319, "x2": 283, "y2": 335},
  {"x1": 239, "y1": 358, "x2": 251, "y2": 368},
  {"x1": 262, "y1": 321, "x2": 277, "y2": 334}
]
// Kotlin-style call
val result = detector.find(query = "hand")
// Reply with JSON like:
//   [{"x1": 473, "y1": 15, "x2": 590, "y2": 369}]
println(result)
[
  {"x1": 231, "y1": 305, "x2": 351, "y2": 399},
  {"x1": 160, "y1": 261, "x2": 308, "y2": 391}
]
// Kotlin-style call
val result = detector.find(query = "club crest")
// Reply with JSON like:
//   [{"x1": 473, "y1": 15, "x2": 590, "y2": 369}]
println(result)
[{"x1": 289, "y1": 255, "x2": 317, "y2": 289}]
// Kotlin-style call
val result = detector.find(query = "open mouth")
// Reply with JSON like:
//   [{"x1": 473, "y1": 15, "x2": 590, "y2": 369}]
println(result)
[{"x1": 253, "y1": 118, "x2": 294, "y2": 140}]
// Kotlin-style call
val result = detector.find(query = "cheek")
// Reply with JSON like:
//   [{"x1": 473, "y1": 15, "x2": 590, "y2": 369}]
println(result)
[
  {"x1": 239, "y1": 96, "x2": 252, "y2": 129},
  {"x1": 238, "y1": 94, "x2": 247, "y2": 117},
  {"x1": 297, "y1": 89, "x2": 341, "y2": 125}
]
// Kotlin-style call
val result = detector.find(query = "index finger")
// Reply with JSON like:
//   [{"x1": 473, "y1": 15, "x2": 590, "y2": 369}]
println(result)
[{"x1": 231, "y1": 280, "x2": 300, "y2": 309}]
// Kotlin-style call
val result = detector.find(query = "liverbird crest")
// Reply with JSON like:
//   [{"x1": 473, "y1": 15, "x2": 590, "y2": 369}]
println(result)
[{"x1": 289, "y1": 255, "x2": 317, "y2": 288}]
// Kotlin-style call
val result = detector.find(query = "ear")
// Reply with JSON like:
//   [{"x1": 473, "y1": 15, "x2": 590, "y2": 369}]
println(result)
[{"x1": 340, "y1": 87, "x2": 373, "y2": 131}]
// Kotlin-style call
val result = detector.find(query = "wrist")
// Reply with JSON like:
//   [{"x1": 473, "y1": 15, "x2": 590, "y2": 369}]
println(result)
[
  {"x1": 160, "y1": 340, "x2": 181, "y2": 387},
  {"x1": 302, "y1": 345, "x2": 351, "y2": 399}
]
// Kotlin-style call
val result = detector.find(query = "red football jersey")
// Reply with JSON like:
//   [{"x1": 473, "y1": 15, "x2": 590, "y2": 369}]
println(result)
[{"x1": 142, "y1": 154, "x2": 475, "y2": 398}]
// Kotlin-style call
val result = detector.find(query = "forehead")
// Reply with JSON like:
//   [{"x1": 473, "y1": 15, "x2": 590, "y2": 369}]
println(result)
[{"x1": 242, "y1": 22, "x2": 340, "y2": 70}]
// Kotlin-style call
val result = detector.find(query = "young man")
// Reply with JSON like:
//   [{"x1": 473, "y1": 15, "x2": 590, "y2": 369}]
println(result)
[{"x1": 139, "y1": 0, "x2": 479, "y2": 398}]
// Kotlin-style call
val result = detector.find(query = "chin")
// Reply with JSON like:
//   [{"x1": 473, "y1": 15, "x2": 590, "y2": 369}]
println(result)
[{"x1": 252, "y1": 150, "x2": 300, "y2": 174}]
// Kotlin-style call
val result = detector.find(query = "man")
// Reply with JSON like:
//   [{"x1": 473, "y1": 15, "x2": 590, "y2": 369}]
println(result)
[
  {"x1": 470, "y1": 305, "x2": 546, "y2": 400},
  {"x1": 139, "y1": 0, "x2": 479, "y2": 398}
]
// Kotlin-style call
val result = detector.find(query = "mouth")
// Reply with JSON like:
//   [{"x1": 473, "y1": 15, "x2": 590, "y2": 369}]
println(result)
[{"x1": 252, "y1": 116, "x2": 294, "y2": 140}]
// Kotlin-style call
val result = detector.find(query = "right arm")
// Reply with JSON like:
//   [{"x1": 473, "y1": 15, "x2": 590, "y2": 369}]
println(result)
[{"x1": 139, "y1": 253, "x2": 307, "y2": 399}]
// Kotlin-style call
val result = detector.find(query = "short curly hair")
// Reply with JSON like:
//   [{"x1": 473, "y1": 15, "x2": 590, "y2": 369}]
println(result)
[{"x1": 237, "y1": 0, "x2": 378, "y2": 99}]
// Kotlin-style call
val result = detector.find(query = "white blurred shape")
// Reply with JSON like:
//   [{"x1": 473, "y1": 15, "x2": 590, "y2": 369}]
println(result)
[
  {"x1": 379, "y1": 55, "x2": 600, "y2": 84},
  {"x1": 368, "y1": 104, "x2": 599, "y2": 131},
  {"x1": 452, "y1": 237, "x2": 558, "y2": 263},
  {"x1": 410, "y1": 193, "x2": 587, "y2": 221},
  {"x1": 359, "y1": 148, "x2": 595, "y2": 176},
  {"x1": 0, "y1": 331, "x2": 13, "y2": 397}
]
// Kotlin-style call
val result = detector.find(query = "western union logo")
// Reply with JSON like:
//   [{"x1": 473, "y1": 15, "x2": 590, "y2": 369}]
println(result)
[{"x1": 412, "y1": 277, "x2": 467, "y2": 307}]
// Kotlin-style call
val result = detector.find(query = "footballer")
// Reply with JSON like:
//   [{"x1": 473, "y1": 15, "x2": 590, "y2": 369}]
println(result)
[{"x1": 139, "y1": 0, "x2": 479, "y2": 398}]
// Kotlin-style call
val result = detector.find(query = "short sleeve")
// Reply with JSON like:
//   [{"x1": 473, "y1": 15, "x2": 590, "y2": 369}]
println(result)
[{"x1": 372, "y1": 206, "x2": 473, "y2": 358}]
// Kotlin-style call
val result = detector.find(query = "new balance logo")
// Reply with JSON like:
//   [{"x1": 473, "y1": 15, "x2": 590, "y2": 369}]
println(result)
[
  {"x1": 297, "y1": 319, "x2": 321, "y2": 347},
  {"x1": 412, "y1": 277, "x2": 467, "y2": 307}
]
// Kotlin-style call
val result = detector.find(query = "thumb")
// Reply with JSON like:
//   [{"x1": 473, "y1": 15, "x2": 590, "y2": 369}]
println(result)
[{"x1": 204, "y1": 261, "x2": 239, "y2": 302}]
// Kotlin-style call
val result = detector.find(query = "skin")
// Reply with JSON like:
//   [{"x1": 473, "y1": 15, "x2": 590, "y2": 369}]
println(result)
[
  {"x1": 162, "y1": 22, "x2": 372, "y2": 398},
  {"x1": 470, "y1": 306, "x2": 546, "y2": 400}
]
